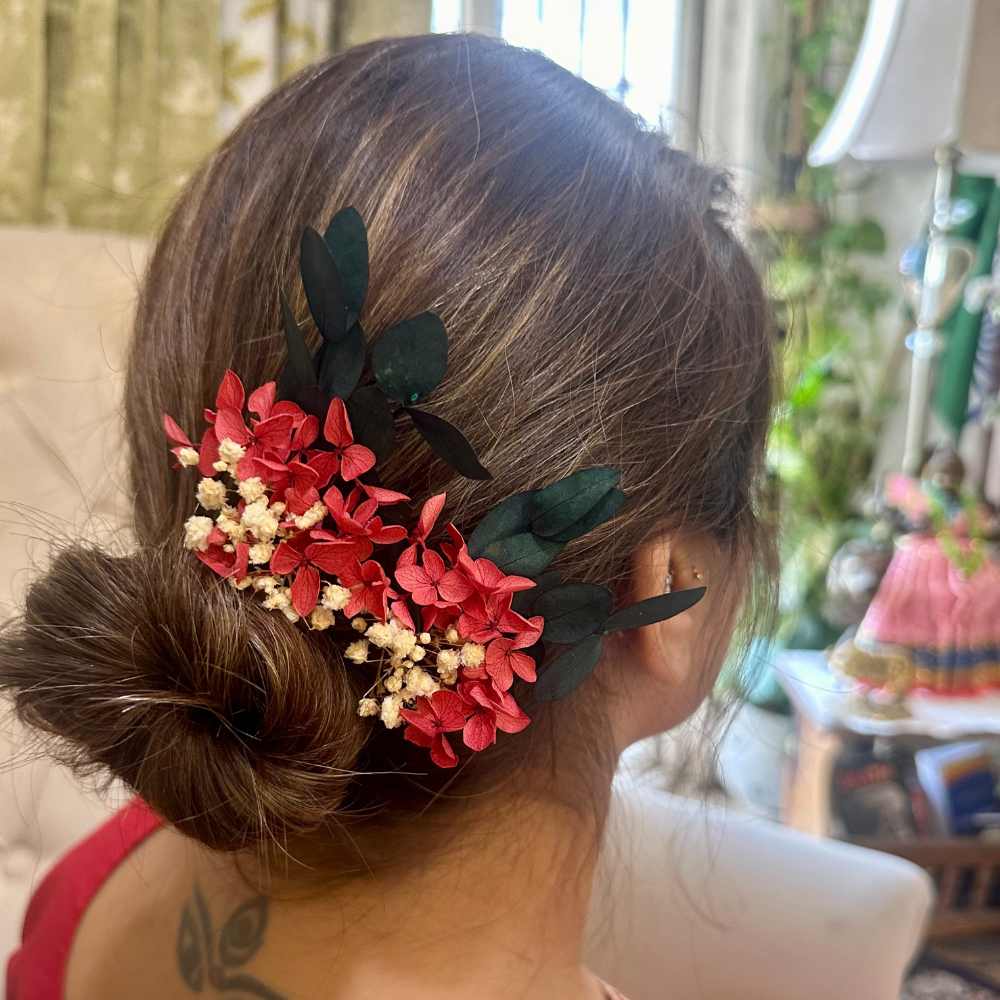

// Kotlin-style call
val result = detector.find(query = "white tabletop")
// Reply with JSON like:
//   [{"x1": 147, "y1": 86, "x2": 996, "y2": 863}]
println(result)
[{"x1": 774, "y1": 650, "x2": 1000, "y2": 738}]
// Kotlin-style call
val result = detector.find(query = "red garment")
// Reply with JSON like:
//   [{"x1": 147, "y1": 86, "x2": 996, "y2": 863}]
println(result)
[
  {"x1": 6, "y1": 799, "x2": 163, "y2": 1000},
  {"x1": 7, "y1": 799, "x2": 627, "y2": 1000}
]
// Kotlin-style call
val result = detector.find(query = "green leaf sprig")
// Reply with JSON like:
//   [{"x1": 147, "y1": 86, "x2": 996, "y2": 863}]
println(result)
[{"x1": 278, "y1": 206, "x2": 491, "y2": 480}]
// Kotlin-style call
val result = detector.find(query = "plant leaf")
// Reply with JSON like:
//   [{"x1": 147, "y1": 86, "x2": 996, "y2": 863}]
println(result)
[
  {"x1": 544, "y1": 487, "x2": 626, "y2": 543},
  {"x1": 277, "y1": 289, "x2": 329, "y2": 418},
  {"x1": 511, "y1": 571, "x2": 560, "y2": 615},
  {"x1": 535, "y1": 583, "x2": 613, "y2": 644},
  {"x1": 530, "y1": 467, "x2": 622, "y2": 539},
  {"x1": 480, "y1": 532, "x2": 563, "y2": 577},
  {"x1": 316, "y1": 319, "x2": 365, "y2": 400},
  {"x1": 300, "y1": 226, "x2": 346, "y2": 342},
  {"x1": 345, "y1": 385, "x2": 396, "y2": 462},
  {"x1": 324, "y1": 206, "x2": 369, "y2": 323},
  {"x1": 533, "y1": 633, "x2": 604, "y2": 702},
  {"x1": 405, "y1": 406, "x2": 492, "y2": 480},
  {"x1": 601, "y1": 586, "x2": 706, "y2": 634},
  {"x1": 467, "y1": 491, "x2": 537, "y2": 558},
  {"x1": 372, "y1": 312, "x2": 449, "y2": 403}
]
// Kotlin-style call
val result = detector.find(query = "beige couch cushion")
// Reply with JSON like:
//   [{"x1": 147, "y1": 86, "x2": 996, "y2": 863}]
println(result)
[{"x1": 1, "y1": 225, "x2": 146, "y2": 974}]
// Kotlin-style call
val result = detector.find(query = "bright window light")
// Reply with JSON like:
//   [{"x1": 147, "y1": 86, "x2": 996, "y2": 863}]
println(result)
[
  {"x1": 432, "y1": 0, "x2": 462, "y2": 34},
  {"x1": 500, "y1": 0, "x2": 677, "y2": 127}
]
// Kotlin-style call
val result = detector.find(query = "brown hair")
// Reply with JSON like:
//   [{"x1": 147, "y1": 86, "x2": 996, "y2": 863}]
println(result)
[{"x1": 0, "y1": 34, "x2": 774, "y2": 858}]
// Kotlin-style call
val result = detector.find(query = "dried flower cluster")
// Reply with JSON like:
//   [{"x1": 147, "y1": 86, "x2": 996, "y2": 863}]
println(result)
[{"x1": 165, "y1": 371, "x2": 542, "y2": 767}]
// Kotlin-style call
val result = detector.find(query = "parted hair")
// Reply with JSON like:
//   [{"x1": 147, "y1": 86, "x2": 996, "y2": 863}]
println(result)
[{"x1": 0, "y1": 34, "x2": 775, "y2": 857}]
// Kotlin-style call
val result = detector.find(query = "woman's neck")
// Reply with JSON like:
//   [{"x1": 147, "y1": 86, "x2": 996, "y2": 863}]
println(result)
[{"x1": 190, "y1": 788, "x2": 613, "y2": 1000}]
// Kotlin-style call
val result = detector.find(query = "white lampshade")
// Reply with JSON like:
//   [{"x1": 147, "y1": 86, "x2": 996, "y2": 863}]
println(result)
[{"x1": 809, "y1": 0, "x2": 1000, "y2": 170}]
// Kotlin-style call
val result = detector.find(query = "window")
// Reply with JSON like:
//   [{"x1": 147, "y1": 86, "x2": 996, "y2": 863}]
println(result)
[{"x1": 432, "y1": 0, "x2": 678, "y2": 129}]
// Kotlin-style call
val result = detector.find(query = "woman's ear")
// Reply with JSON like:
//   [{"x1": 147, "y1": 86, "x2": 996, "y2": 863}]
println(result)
[{"x1": 608, "y1": 531, "x2": 740, "y2": 747}]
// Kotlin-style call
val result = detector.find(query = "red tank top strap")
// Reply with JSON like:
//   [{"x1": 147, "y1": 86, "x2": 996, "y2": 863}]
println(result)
[{"x1": 5, "y1": 798, "x2": 163, "y2": 1000}]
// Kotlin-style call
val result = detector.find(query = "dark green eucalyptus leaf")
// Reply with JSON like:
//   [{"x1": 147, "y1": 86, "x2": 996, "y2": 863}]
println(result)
[
  {"x1": 345, "y1": 385, "x2": 396, "y2": 462},
  {"x1": 533, "y1": 633, "x2": 604, "y2": 702},
  {"x1": 467, "y1": 491, "x2": 538, "y2": 558},
  {"x1": 219, "y1": 896, "x2": 269, "y2": 968},
  {"x1": 535, "y1": 583, "x2": 613, "y2": 644},
  {"x1": 480, "y1": 532, "x2": 563, "y2": 577},
  {"x1": 405, "y1": 406, "x2": 492, "y2": 480},
  {"x1": 544, "y1": 487, "x2": 626, "y2": 543},
  {"x1": 601, "y1": 586, "x2": 706, "y2": 634},
  {"x1": 278, "y1": 288, "x2": 319, "y2": 393},
  {"x1": 372, "y1": 312, "x2": 449, "y2": 403},
  {"x1": 530, "y1": 467, "x2": 622, "y2": 538},
  {"x1": 510, "y1": 571, "x2": 561, "y2": 615},
  {"x1": 300, "y1": 226, "x2": 346, "y2": 343},
  {"x1": 316, "y1": 319, "x2": 365, "y2": 400},
  {"x1": 324, "y1": 206, "x2": 369, "y2": 323}
]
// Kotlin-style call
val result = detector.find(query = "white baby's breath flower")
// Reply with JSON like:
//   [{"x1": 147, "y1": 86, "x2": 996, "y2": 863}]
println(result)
[
  {"x1": 321, "y1": 584, "x2": 351, "y2": 611},
  {"x1": 270, "y1": 501, "x2": 286, "y2": 515},
  {"x1": 178, "y1": 447, "x2": 200, "y2": 467},
  {"x1": 310, "y1": 607, "x2": 335, "y2": 630},
  {"x1": 294, "y1": 501, "x2": 328, "y2": 531},
  {"x1": 196, "y1": 477, "x2": 228, "y2": 510},
  {"x1": 238, "y1": 477, "x2": 267, "y2": 503},
  {"x1": 436, "y1": 648, "x2": 460, "y2": 671},
  {"x1": 212, "y1": 460, "x2": 229, "y2": 473},
  {"x1": 409, "y1": 645, "x2": 426, "y2": 662},
  {"x1": 460, "y1": 642, "x2": 485, "y2": 668},
  {"x1": 384, "y1": 672, "x2": 403, "y2": 693},
  {"x1": 444, "y1": 627, "x2": 461, "y2": 643},
  {"x1": 351, "y1": 617, "x2": 367, "y2": 632},
  {"x1": 183, "y1": 515, "x2": 214, "y2": 552},
  {"x1": 241, "y1": 499, "x2": 279, "y2": 543},
  {"x1": 223, "y1": 543, "x2": 235, "y2": 553},
  {"x1": 381, "y1": 694, "x2": 404, "y2": 729},
  {"x1": 404, "y1": 667, "x2": 439, "y2": 699},
  {"x1": 366, "y1": 622, "x2": 395, "y2": 648},
  {"x1": 389, "y1": 629, "x2": 416, "y2": 658},
  {"x1": 216, "y1": 513, "x2": 247, "y2": 543},
  {"x1": 248, "y1": 542, "x2": 273, "y2": 565},
  {"x1": 252, "y1": 575, "x2": 279, "y2": 594},
  {"x1": 358, "y1": 698, "x2": 379, "y2": 717},
  {"x1": 217, "y1": 438, "x2": 246, "y2": 469},
  {"x1": 263, "y1": 587, "x2": 298, "y2": 621},
  {"x1": 344, "y1": 639, "x2": 369, "y2": 664},
  {"x1": 418, "y1": 632, "x2": 432, "y2": 645}
]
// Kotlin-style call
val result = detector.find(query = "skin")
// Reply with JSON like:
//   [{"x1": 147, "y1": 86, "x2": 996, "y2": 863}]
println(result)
[{"x1": 65, "y1": 532, "x2": 738, "y2": 1000}]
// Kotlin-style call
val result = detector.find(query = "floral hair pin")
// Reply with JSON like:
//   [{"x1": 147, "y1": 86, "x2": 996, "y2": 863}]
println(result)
[{"x1": 164, "y1": 208, "x2": 705, "y2": 767}]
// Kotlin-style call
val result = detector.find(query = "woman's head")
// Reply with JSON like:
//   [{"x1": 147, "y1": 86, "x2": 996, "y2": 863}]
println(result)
[{"x1": 0, "y1": 34, "x2": 774, "y2": 858}]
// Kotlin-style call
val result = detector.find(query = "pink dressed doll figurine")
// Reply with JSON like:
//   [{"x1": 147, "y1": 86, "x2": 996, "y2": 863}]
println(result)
[{"x1": 856, "y1": 446, "x2": 1000, "y2": 695}]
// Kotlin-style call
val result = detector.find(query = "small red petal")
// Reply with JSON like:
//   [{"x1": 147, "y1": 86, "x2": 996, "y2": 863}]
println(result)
[
  {"x1": 270, "y1": 540, "x2": 305, "y2": 575},
  {"x1": 437, "y1": 570, "x2": 474, "y2": 605},
  {"x1": 463, "y1": 712, "x2": 496, "y2": 752},
  {"x1": 216, "y1": 370, "x2": 246, "y2": 411},
  {"x1": 390, "y1": 599, "x2": 415, "y2": 632},
  {"x1": 339, "y1": 444, "x2": 376, "y2": 482},
  {"x1": 414, "y1": 493, "x2": 447, "y2": 542},
  {"x1": 362, "y1": 484, "x2": 411, "y2": 505},
  {"x1": 291, "y1": 565, "x2": 321, "y2": 617},
  {"x1": 323, "y1": 397, "x2": 354, "y2": 449},
  {"x1": 247, "y1": 382, "x2": 276, "y2": 419},
  {"x1": 430, "y1": 733, "x2": 459, "y2": 768},
  {"x1": 162, "y1": 413, "x2": 192, "y2": 446},
  {"x1": 214, "y1": 407, "x2": 252, "y2": 446},
  {"x1": 198, "y1": 428, "x2": 221, "y2": 476}
]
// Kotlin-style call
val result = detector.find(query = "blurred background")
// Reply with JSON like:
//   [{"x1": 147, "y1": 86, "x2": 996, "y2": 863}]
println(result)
[{"x1": 5, "y1": 1, "x2": 1000, "y2": 997}]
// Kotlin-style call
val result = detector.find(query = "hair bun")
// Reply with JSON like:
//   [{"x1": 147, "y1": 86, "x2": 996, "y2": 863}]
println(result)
[{"x1": 0, "y1": 543, "x2": 366, "y2": 851}]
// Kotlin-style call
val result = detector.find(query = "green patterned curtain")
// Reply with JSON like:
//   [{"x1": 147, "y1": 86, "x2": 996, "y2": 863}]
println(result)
[
  {"x1": 1, "y1": 0, "x2": 224, "y2": 232},
  {"x1": 0, "y1": 0, "x2": 431, "y2": 234}
]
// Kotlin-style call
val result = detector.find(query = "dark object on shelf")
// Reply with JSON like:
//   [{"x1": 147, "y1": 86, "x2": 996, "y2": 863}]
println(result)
[
  {"x1": 822, "y1": 538, "x2": 893, "y2": 629},
  {"x1": 832, "y1": 741, "x2": 917, "y2": 838}
]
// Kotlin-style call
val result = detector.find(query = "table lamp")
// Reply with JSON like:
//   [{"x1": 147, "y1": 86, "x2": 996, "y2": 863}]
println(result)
[{"x1": 808, "y1": 0, "x2": 1000, "y2": 475}]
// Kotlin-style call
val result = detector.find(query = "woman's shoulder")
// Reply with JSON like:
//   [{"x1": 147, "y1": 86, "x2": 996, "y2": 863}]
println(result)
[{"x1": 6, "y1": 799, "x2": 162, "y2": 1000}]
